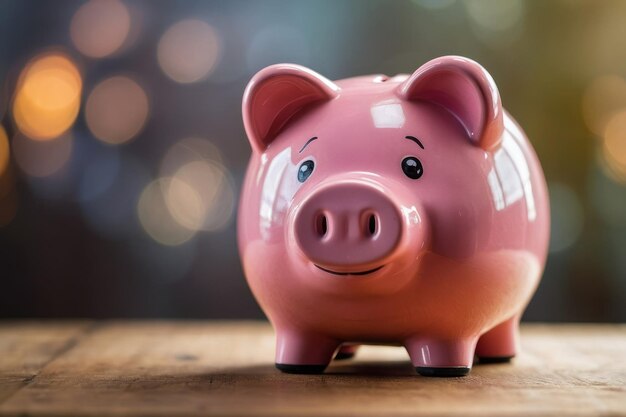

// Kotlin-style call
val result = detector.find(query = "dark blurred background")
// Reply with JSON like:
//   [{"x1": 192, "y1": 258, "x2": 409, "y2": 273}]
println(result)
[{"x1": 0, "y1": 0, "x2": 625, "y2": 321}]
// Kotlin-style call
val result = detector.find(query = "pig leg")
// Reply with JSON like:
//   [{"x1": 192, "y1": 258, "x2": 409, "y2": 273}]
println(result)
[
  {"x1": 475, "y1": 315, "x2": 519, "y2": 363},
  {"x1": 274, "y1": 330, "x2": 340, "y2": 374},
  {"x1": 334, "y1": 344, "x2": 360, "y2": 360},
  {"x1": 405, "y1": 337, "x2": 476, "y2": 377}
]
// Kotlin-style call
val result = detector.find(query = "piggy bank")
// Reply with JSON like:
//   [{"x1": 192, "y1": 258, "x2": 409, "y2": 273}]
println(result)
[{"x1": 238, "y1": 56, "x2": 549, "y2": 377}]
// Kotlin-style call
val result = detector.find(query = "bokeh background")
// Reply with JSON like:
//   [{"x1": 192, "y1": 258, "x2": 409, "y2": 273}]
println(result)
[{"x1": 0, "y1": 0, "x2": 625, "y2": 321}]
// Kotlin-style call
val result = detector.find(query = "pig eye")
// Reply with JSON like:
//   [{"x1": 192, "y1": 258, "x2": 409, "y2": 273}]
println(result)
[
  {"x1": 298, "y1": 160, "x2": 315, "y2": 183},
  {"x1": 401, "y1": 157, "x2": 423, "y2": 180}
]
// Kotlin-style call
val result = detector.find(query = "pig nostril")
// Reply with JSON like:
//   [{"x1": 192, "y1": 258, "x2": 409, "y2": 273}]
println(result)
[
  {"x1": 368, "y1": 214, "x2": 377, "y2": 237},
  {"x1": 315, "y1": 213, "x2": 328, "y2": 238}
]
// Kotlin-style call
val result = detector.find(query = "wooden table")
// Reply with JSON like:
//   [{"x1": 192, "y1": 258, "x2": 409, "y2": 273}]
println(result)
[{"x1": 0, "y1": 321, "x2": 624, "y2": 416}]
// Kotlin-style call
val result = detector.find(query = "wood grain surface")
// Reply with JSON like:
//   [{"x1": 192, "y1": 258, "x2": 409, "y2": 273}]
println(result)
[
  {"x1": 0, "y1": 321, "x2": 92, "y2": 404},
  {"x1": 0, "y1": 321, "x2": 623, "y2": 416}
]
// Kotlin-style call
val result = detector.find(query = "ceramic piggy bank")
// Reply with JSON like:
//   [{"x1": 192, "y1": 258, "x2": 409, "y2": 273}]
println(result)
[{"x1": 238, "y1": 56, "x2": 549, "y2": 377}]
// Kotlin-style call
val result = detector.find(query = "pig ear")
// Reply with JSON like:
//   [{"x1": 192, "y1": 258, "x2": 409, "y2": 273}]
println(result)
[
  {"x1": 397, "y1": 56, "x2": 504, "y2": 151},
  {"x1": 242, "y1": 64, "x2": 339, "y2": 153}
]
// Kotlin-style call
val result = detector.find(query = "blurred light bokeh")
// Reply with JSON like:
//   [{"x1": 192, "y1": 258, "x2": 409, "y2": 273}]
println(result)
[
  {"x1": 85, "y1": 75, "x2": 149, "y2": 144},
  {"x1": 0, "y1": 0, "x2": 625, "y2": 321}
]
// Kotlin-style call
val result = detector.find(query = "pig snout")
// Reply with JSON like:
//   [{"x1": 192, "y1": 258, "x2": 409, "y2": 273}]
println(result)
[{"x1": 293, "y1": 180, "x2": 405, "y2": 274}]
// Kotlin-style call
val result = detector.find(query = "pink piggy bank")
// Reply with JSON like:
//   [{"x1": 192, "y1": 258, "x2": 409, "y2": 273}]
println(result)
[{"x1": 238, "y1": 56, "x2": 549, "y2": 377}]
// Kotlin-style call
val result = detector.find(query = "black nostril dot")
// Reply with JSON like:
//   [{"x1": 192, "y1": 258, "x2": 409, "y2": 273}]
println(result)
[
  {"x1": 315, "y1": 213, "x2": 328, "y2": 237},
  {"x1": 368, "y1": 214, "x2": 377, "y2": 236}
]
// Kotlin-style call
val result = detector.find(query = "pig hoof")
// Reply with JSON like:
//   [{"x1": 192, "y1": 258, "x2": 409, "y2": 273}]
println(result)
[
  {"x1": 478, "y1": 355, "x2": 514, "y2": 364},
  {"x1": 275, "y1": 363, "x2": 327, "y2": 374},
  {"x1": 416, "y1": 366, "x2": 470, "y2": 377},
  {"x1": 334, "y1": 351, "x2": 355, "y2": 360}
]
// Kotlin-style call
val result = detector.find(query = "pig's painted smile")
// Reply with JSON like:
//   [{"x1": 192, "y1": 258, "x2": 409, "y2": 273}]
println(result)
[{"x1": 314, "y1": 264, "x2": 384, "y2": 276}]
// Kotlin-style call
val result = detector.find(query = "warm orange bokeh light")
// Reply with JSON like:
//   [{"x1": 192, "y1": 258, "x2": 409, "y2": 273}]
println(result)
[
  {"x1": 0, "y1": 126, "x2": 14, "y2": 213},
  {"x1": 602, "y1": 109, "x2": 626, "y2": 182},
  {"x1": 13, "y1": 53, "x2": 82, "y2": 141},
  {"x1": 0, "y1": 126, "x2": 9, "y2": 177},
  {"x1": 70, "y1": 0, "x2": 131, "y2": 58},
  {"x1": 85, "y1": 76, "x2": 149, "y2": 145}
]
